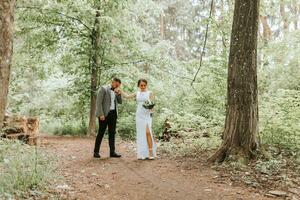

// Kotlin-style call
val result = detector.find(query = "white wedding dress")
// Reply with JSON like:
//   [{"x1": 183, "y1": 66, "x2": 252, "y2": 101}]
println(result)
[{"x1": 136, "y1": 91, "x2": 156, "y2": 159}]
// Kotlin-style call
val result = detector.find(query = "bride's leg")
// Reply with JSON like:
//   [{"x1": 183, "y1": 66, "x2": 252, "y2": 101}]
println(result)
[{"x1": 146, "y1": 125, "x2": 153, "y2": 158}]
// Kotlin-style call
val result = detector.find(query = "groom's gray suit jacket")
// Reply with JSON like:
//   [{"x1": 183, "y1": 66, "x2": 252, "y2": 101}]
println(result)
[{"x1": 95, "y1": 85, "x2": 122, "y2": 118}]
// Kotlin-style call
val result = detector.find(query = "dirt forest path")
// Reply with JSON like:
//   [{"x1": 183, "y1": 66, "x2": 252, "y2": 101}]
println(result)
[{"x1": 42, "y1": 136, "x2": 274, "y2": 200}]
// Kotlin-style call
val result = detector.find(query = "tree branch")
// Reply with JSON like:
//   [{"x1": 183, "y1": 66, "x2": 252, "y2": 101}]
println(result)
[
  {"x1": 191, "y1": 0, "x2": 214, "y2": 87},
  {"x1": 17, "y1": 6, "x2": 92, "y2": 32}
]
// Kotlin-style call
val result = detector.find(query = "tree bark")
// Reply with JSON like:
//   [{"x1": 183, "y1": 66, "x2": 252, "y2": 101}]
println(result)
[
  {"x1": 87, "y1": 5, "x2": 101, "y2": 136},
  {"x1": 211, "y1": 0, "x2": 216, "y2": 17},
  {"x1": 280, "y1": 0, "x2": 289, "y2": 31},
  {"x1": 260, "y1": 15, "x2": 272, "y2": 42},
  {"x1": 160, "y1": 12, "x2": 166, "y2": 40},
  {"x1": 0, "y1": 0, "x2": 16, "y2": 130},
  {"x1": 290, "y1": 0, "x2": 298, "y2": 30},
  {"x1": 209, "y1": 0, "x2": 260, "y2": 163}
]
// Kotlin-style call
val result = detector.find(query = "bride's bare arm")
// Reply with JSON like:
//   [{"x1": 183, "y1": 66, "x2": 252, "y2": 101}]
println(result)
[{"x1": 121, "y1": 90, "x2": 136, "y2": 99}]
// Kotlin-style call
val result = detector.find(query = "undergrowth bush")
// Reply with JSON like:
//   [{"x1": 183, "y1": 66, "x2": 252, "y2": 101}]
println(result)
[
  {"x1": 255, "y1": 158, "x2": 286, "y2": 175},
  {"x1": 117, "y1": 114, "x2": 136, "y2": 140},
  {"x1": 160, "y1": 132, "x2": 221, "y2": 158},
  {"x1": 41, "y1": 118, "x2": 88, "y2": 136},
  {"x1": 260, "y1": 89, "x2": 300, "y2": 151}
]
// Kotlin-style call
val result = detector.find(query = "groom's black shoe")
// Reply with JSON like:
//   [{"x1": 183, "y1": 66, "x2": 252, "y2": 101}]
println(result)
[
  {"x1": 93, "y1": 153, "x2": 101, "y2": 158},
  {"x1": 110, "y1": 152, "x2": 122, "y2": 158}
]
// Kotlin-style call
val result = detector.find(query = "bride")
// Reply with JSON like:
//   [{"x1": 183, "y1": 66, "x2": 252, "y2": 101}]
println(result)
[{"x1": 119, "y1": 79, "x2": 156, "y2": 160}]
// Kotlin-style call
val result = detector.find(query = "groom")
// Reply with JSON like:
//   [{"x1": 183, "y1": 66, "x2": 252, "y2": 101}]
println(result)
[{"x1": 93, "y1": 77, "x2": 122, "y2": 158}]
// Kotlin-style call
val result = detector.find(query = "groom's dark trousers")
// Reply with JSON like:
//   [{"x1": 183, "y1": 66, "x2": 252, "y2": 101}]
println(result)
[{"x1": 94, "y1": 110, "x2": 117, "y2": 154}]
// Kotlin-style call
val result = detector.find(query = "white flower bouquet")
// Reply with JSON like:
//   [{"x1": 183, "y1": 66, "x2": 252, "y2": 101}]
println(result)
[{"x1": 142, "y1": 100, "x2": 155, "y2": 109}]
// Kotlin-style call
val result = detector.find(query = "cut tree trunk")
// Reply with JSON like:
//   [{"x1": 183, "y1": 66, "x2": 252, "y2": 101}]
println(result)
[
  {"x1": 87, "y1": 6, "x2": 101, "y2": 136},
  {"x1": 209, "y1": 0, "x2": 260, "y2": 163},
  {"x1": 2, "y1": 115, "x2": 39, "y2": 145},
  {"x1": 26, "y1": 117, "x2": 39, "y2": 135},
  {"x1": 3, "y1": 114, "x2": 28, "y2": 134},
  {"x1": 0, "y1": 0, "x2": 16, "y2": 129}
]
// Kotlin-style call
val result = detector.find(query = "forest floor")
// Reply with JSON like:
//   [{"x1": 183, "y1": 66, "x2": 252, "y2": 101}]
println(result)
[{"x1": 42, "y1": 136, "x2": 279, "y2": 200}]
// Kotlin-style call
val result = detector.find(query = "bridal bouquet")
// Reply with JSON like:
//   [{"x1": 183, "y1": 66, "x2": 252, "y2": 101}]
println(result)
[{"x1": 142, "y1": 100, "x2": 155, "y2": 109}]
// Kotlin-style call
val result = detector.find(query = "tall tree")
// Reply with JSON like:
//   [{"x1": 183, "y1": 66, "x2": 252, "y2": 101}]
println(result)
[
  {"x1": 291, "y1": 0, "x2": 298, "y2": 30},
  {"x1": 280, "y1": 0, "x2": 289, "y2": 31},
  {"x1": 88, "y1": 2, "x2": 101, "y2": 136},
  {"x1": 0, "y1": 0, "x2": 16, "y2": 129},
  {"x1": 160, "y1": 12, "x2": 166, "y2": 40},
  {"x1": 260, "y1": 15, "x2": 272, "y2": 42},
  {"x1": 209, "y1": 0, "x2": 260, "y2": 163}
]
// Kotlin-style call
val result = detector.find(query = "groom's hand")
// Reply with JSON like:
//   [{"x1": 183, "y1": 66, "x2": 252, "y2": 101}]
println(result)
[{"x1": 99, "y1": 116, "x2": 105, "y2": 121}]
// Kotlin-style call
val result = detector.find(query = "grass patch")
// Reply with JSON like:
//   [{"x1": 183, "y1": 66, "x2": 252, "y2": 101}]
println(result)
[{"x1": 0, "y1": 139, "x2": 55, "y2": 199}]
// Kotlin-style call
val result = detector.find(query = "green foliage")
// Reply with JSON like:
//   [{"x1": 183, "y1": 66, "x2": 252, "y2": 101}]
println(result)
[
  {"x1": 258, "y1": 31, "x2": 300, "y2": 152},
  {"x1": 255, "y1": 158, "x2": 286, "y2": 175},
  {"x1": 117, "y1": 114, "x2": 136, "y2": 140},
  {"x1": 160, "y1": 133, "x2": 221, "y2": 158},
  {"x1": 52, "y1": 121, "x2": 88, "y2": 136},
  {"x1": 7, "y1": 0, "x2": 300, "y2": 158},
  {"x1": 260, "y1": 89, "x2": 300, "y2": 151},
  {"x1": 0, "y1": 139, "x2": 55, "y2": 198}
]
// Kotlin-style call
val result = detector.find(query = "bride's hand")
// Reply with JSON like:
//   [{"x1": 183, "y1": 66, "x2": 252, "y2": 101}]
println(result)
[{"x1": 114, "y1": 88, "x2": 121, "y2": 95}]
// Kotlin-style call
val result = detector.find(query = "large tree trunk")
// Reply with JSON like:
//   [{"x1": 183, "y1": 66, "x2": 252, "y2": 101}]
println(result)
[
  {"x1": 87, "y1": 6, "x2": 101, "y2": 136},
  {"x1": 0, "y1": 0, "x2": 16, "y2": 130},
  {"x1": 209, "y1": 0, "x2": 260, "y2": 163}
]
